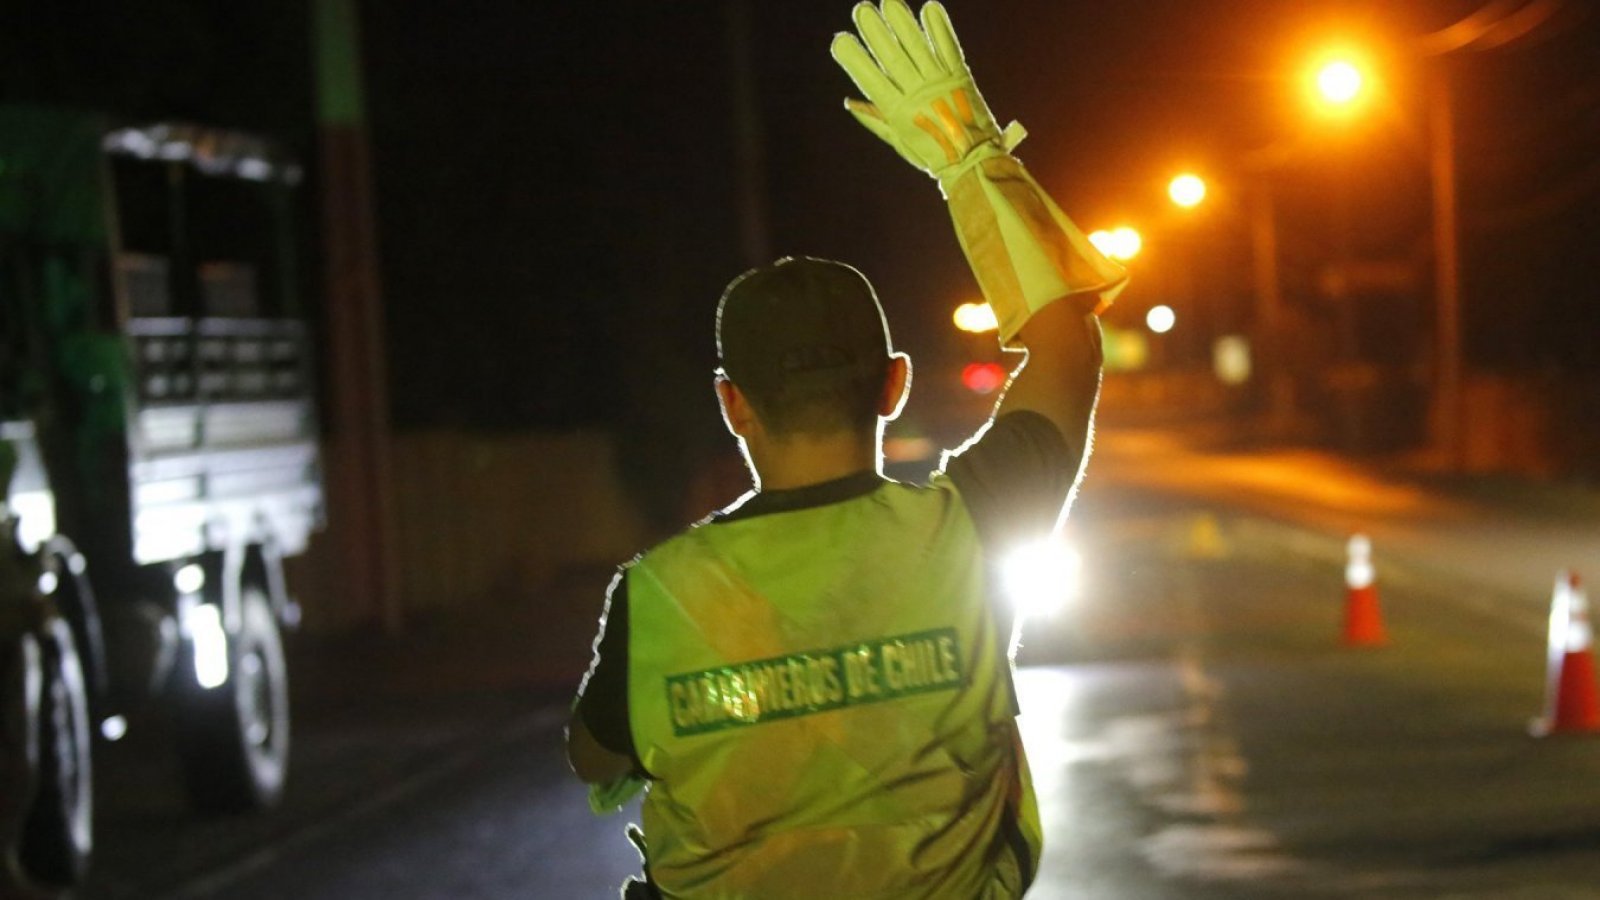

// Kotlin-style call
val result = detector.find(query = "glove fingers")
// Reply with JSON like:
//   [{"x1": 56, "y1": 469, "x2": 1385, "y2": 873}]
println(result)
[
  {"x1": 920, "y1": 1, "x2": 969, "y2": 77},
  {"x1": 853, "y1": 2, "x2": 922, "y2": 93},
  {"x1": 831, "y1": 32, "x2": 902, "y2": 107},
  {"x1": 845, "y1": 100, "x2": 900, "y2": 148},
  {"x1": 883, "y1": 0, "x2": 944, "y2": 78},
  {"x1": 845, "y1": 98, "x2": 891, "y2": 135},
  {"x1": 847, "y1": 100, "x2": 927, "y2": 169}
]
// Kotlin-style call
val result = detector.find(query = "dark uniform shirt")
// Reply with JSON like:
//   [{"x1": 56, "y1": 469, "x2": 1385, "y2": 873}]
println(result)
[{"x1": 574, "y1": 411, "x2": 1077, "y2": 764}]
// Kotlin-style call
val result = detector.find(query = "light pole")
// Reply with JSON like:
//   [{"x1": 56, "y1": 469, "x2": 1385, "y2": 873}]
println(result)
[
  {"x1": 1161, "y1": 32, "x2": 1487, "y2": 455},
  {"x1": 1246, "y1": 184, "x2": 1294, "y2": 429},
  {"x1": 1180, "y1": 53, "x2": 1372, "y2": 435},
  {"x1": 314, "y1": 0, "x2": 402, "y2": 632},
  {"x1": 1411, "y1": 0, "x2": 1566, "y2": 467},
  {"x1": 1157, "y1": 165, "x2": 1297, "y2": 429},
  {"x1": 1310, "y1": 48, "x2": 1469, "y2": 462},
  {"x1": 1428, "y1": 66, "x2": 1463, "y2": 466}
]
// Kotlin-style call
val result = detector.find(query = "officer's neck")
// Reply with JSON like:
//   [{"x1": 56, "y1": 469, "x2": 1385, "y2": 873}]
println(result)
[{"x1": 745, "y1": 428, "x2": 878, "y2": 492}]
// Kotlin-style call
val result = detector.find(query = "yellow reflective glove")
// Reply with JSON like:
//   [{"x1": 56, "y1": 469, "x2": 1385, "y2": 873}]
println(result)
[{"x1": 831, "y1": 0, "x2": 1127, "y2": 342}]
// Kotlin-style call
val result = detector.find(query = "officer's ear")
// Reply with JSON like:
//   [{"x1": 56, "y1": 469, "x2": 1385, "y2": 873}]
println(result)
[
  {"x1": 714, "y1": 371, "x2": 759, "y2": 439},
  {"x1": 878, "y1": 352, "x2": 911, "y2": 421}
]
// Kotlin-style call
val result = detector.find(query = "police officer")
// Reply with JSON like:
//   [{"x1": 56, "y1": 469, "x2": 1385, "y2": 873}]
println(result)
[{"x1": 567, "y1": 2, "x2": 1126, "y2": 897}]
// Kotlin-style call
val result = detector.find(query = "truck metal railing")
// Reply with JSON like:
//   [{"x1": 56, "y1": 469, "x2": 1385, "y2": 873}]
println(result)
[
  {"x1": 122, "y1": 317, "x2": 322, "y2": 564},
  {"x1": 125, "y1": 317, "x2": 311, "y2": 408}
]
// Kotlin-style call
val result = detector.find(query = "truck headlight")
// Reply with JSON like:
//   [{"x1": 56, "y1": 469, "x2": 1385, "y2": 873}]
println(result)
[{"x1": 173, "y1": 563, "x2": 206, "y2": 596}]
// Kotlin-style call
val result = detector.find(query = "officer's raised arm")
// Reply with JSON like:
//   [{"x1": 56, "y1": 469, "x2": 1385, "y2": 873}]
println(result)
[{"x1": 832, "y1": 0, "x2": 1126, "y2": 521}]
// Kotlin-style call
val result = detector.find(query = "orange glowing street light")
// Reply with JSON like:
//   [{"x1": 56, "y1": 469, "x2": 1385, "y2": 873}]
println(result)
[
  {"x1": 1317, "y1": 60, "x2": 1364, "y2": 104},
  {"x1": 1296, "y1": 33, "x2": 1469, "y2": 464},
  {"x1": 1168, "y1": 173, "x2": 1207, "y2": 209},
  {"x1": 952, "y1": 301, "x2": 998, "y2": 334},
  {"x1": 1310, "y1": 54, "x2": 1371, "y2": 114},
  {"x1": 1145, "y1": 305, "x2": 1176, "y2": 334},
  {"x1": 1089, "y1": 227, "x2": 1142, "y2": 262}
]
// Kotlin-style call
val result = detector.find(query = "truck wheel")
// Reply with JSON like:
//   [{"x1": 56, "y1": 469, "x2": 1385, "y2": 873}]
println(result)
[
  {"x1": 175, "y1": 588, "x2": 289, "y2": 813},
  {"x1": 18, "y1": 618, "x2": 93, "y2": 887}
]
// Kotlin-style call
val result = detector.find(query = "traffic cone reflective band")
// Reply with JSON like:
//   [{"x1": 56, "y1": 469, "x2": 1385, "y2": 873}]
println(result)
[
  {"x1": 1342, "y1": 534, "x2": 1386, "y2": 647},
  {"x1": 1532, "y1": 571, "x2": 1600, "y2": 737}
]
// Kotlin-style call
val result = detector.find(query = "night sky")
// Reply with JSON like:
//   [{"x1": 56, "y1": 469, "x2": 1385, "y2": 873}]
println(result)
[{"x1": 3, "y1": 0, "x2": 1597, "y2": 449}]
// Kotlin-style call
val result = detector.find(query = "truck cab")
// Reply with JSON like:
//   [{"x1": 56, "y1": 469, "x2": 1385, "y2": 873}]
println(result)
[{"x1": 0, "y1": 106, "x2": 322, "y2": 893}]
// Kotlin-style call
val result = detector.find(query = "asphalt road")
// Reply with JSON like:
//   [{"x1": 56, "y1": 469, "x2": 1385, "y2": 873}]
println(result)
[{"x1": 76, "y1": 467, "x2": 1600, "y2": 898}]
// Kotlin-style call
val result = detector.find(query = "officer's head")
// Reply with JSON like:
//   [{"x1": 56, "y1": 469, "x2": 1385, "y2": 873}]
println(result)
[{"x1": 715, "y1": 257, "x2": 909, "y2": 443}]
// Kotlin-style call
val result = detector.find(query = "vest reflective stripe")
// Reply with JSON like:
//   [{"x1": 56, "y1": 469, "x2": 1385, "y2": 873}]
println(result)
[{"x1": 628, "y1": 479, "x2": 1041, "y2": 899}]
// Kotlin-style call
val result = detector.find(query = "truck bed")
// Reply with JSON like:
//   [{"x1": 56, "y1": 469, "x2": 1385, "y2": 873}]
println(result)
[{"x1": 125, "y1": 317, "x2": 322, "y2": 564}]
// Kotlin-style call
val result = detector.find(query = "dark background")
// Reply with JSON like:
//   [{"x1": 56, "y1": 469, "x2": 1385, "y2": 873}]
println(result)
[{"x1": 2, "y1": 0, "x2": 1596, "y2": 463}]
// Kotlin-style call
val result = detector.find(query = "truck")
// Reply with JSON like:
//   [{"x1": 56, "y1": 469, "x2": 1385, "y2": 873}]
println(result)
[{"x1": 0, "y1": 106, "x2": 322, "y2": 894}]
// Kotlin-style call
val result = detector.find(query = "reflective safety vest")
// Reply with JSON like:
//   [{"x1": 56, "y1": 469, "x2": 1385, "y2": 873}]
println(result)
[{"x1": 628, "y1": 478, "x2": 1042, "y2": 899}]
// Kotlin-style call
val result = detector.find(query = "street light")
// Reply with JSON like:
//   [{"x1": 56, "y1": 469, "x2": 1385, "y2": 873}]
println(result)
[
  {"x1": 1146, "y1": 305, "x2": 1176, "y2": 334},
  {"x1": 1316, "y1": 59, "x2": 1365, "y2": 105},
  {"x1": 1089, "y1": 226, "x2": 1142, "y2": 262},
  {"x1": 1308, "y1": 51, "x2": 1373, "y2": 119},
  {"x1": 1168, "y1": 173, "x2": 1207, "y2": 209},
  {"x1": 1307, "y1": 40, "x2": 1463, "y2": 464},
  {"x1": 1088, "y1": 230, "x2": 1114, "y2": 258},
  {"x1": 1114, "y1": 227, "x2": 1143, "y2": 259},
  {"x1": 1239, "y1": 49, "x2": 1375, "y2": 433},
  {"x1": 952, "y1": 301, "x2": 998, "y2": 334}
]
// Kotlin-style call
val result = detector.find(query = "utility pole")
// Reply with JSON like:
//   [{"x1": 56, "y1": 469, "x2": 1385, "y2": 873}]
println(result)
[
  {"x1": 1413, "y1": 0, "x2": 1563, "y2": 468},
  {"x1": 1250, "y1": 184, "x2": 1293, "y2": 434},
  {"x1": 1428, "y1": 65, "x2": 1463, "y2": 468},
  {"x1": 313, "y1": 0, "x2": 402, "y2": 632}
]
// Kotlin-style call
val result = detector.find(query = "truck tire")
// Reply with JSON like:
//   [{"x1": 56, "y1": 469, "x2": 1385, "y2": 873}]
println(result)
[
  {"x1": 174, "y1": 587, "x2": 289, "y2": 813},
  {"x1": 18, "y1": 617, "x2": 93, "y2": 887}
]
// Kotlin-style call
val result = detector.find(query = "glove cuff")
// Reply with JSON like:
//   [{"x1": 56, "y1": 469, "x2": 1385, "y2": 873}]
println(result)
[
  {"x1": 941, "y1": 152, "x2": 1127, "y2": 344},
  {"x1": 930, "y1": 121, "x2": 1028, "y2": 191}
]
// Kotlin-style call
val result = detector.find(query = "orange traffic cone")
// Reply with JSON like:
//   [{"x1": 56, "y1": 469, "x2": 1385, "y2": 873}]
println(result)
[
  {"x1": 1531, "y1": 570, "x2": 1600, "y2": 737},
  {"x1": 1342, "y1": 534, "x2": 1386, "y2": 647}
]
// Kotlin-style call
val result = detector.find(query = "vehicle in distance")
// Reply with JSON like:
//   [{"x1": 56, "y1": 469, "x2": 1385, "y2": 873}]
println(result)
[{"x1": 0, "y1": 106, "x2": 322, "y2": 895}]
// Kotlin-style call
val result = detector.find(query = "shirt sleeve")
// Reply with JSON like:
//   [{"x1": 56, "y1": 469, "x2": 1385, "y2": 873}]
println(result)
[
  {"x1": 573, "y1": 569, "x2": 637, "y2": 765},
  {"x1": 940, "y1": 410, "x2": 1078, "y2": 555}
]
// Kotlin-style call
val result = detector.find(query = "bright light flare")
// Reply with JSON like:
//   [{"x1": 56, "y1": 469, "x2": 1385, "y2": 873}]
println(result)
[
  {"x1": 1113, "y1": 227, "x2": 1143, "y2": 259},
  {"x1": 1146, "y1": 305, "x2": 1176, "y2": 334},
  {"x1": 1168, "y1": 173, "x2": 1207, "y2": 209},
  {"x1": 100, "y1": 715, "x2": 128, "y2": 742},
  {"x1": 8, "y1": 490, "x2": 55, "y2": 554},
  {"x1": 174, "y1": 563, "x2": 206, "y2": 595},
  {"x1": 1345, "y1": 533, "x2": 1374, "y2": 589},
  {"x1": 186, "y1": 603, "x2": 230, "y2": 689},
  {"x1": 1089, "y1": 227, "x2": 1143, "y2": 262},
  {"x1": 961, "y1": 362, "x2": 1007, "y2": 395},
  {"x1": 1002, "y1": 538, "x2": 1083, "y2": 619},
  {"x1": 952, "y1": 301, "x2": 999, "y2": 334},
  {"x1": 1213, "y1": 335, "x2": 1252, "y2": 385},
  {"x1": 1317, "y1": 60, "x2": 1364, "y2": 105}
]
